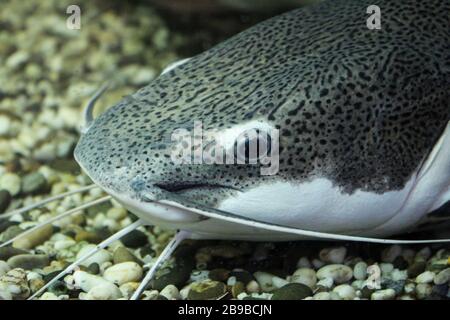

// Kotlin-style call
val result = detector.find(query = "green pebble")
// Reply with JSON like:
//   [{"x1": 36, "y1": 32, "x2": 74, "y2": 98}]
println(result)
[
  {"x1": 0, "y1": 220, "x2": 18, "y2": 233},
  {"x1": 0, "y1": 189, "x2": 11, "y2": 213},
  {"x1": 271, "y1": 283, "x2": 312, "y2": 300},
  {"x1": 231, "y1": 281, "x2": 245, "y2": 298},
  {"x1": 360, "y1": 286, "x2": 375, "y2": 299},
  {"x1": 87, "y1": 262, "x2": 100, "y2": 275},
  {"x1": 48, "y1": 159, "x2": 81, "y2": 174},
  {"x1": 407, "y1": 261, "x2": 426, "y2": 278},
  {"x1": 7, "y1": 254, "x2": 50, "y2": 270},
  {"x1": 113, "y1": 246, "x2": 142, "y2": 265},
  {"x1": 188, "y1": 280, "x2": 227, "y2": 300},
  {"x1": 392, "y1": 256, "x2": 409, "y2": 270},
  {"x1": 151, "y1": 257, "x2": 194, "y2": 291},
  {"x1": 1, "y1": 225, "x2": 24, "y2": 241},
  {"x1": 121, "y1": 230, "x2": 148, "y2": 248},
  {"x1": 0, "y1": 247, "x2": 28, "y2": 260},
  {"x1": 21, "y1": 172, "x2": 48, "y2": 195},
  {"x1": 43, "y1": 270, "x2": 63, "y2": 283},
  {"x1": 86, "y1": 202, "x2": 112, "y2": 217}
]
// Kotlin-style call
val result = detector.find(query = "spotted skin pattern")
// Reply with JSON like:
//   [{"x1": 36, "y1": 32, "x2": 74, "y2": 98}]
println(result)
[{"x1": 75, "y1": 0, "x2": 450, "y2": 208}]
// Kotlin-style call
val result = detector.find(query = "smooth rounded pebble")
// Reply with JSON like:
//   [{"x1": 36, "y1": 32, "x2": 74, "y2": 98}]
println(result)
[
  {"x1": 317, "y1": 264, "x2": 353, "y2": 284},
  {"x1": 21, "y1": 172, "x2": 48, "y2": 195},
  {"x1": 353, "y1": 261, "x2": 368, "y2": 280},
  {"x1": 291, "y1": 268, "x2": 317, "y2": 289},
  {"x1": 381, "y1": 245, "x2": 402, "y2": 263},
  {"x1": 120, "y1": 230, "x2": 148, "y2": 248},
  {"x1": 0, "y1": 247, "x2": 28, "y2": 261},
  {"x1": 434, "y1": 268, "x2": 450, "y2": 285},
  {"x1": 371, "y1": 289, "x2": 396, "y2": 300},
  {"x1": 82, "y1": 283, "x2": 123, "y2": 300},
  {"x1": 271, "y1": 283, "x2": 312, "y2": 300},
  {"x1": 415, "y1": 271, "x2": 435, "y2": 284},
  {"x1": 160, "y1": 284, "x2": 181, "y2": 300},
  {"x1": 313, "y1": 292, "x2": 331, "y2": 300},
  {"x1": 0, "y1": 268, "x2": 30, "y2": 299},
  {"x1": 0, "y1": 189, "x2": 11, "y2": 213},
  {"x1": 7, "y1": 254, "x2": 49, "y2": 270},
  {"x1": 254, "y1": 271, "x2": 278, "y2": 292},
  {"x1": 333, "y1": 284, "x2": 356, "y2": 300},
  {"x1": 103, "y1": 262, "x2": 143, "y2": 285},
  {"x1": 319, "y1": 247, "x2": 347, "y2": 264},
  {"x1": 12, "y1": 224, "x2": 53, "y2": 250},
  {"x1": 0, "y1": 173, "x2": 21, "y2": 196},
  {"x1": 0, "y1": 261, "x2": 10, "y2": 277},
  {"x1": 415, "y1": 283, "x2": 432, "y2": 300},
  {"x1": 113, "y1": 246, "x2": 141, "y2": 264},
  {"x1": 73, "y1": 270, "x2": 121, "y2": 299},
  {"x1": 76, "y1": 244, "x2": 112, "y2": 267},
  {"x1": 188, "y1": 280, "x2": 227, "y2": 300}
]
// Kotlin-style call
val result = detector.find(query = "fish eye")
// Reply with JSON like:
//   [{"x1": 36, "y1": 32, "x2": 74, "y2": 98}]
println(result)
[{"x1": 234, "y1": 129, "x2": 272, "y2": 164}]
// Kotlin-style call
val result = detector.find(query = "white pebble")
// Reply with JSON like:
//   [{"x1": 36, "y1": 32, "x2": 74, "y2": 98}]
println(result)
[
  {"x1": 379, "y1": 263, "x2": 394, "y2": 275},
  {"x1": 317, "y1": 264, "x2": 353, "y2": 284},
  {"x1": 180, "y1": 285, "x2": 191, "y2": 300},
  {"x1": 73, "y1": 271, "x2": 121, "y2": 299},
  {"x1": 226, "y1": 276, "x2": 237, "y2": 286},
  {"x1": 434, "y1": 268, "x2": 450, "y2": 285},
  {"x1": 54, "y1": 239, "x2": 76, "y2": 251},
  {"x1": 390, "y1": 269, "x2": 408, "y2": 281},
  {"x1": 103, "y1": 262, "x2": 143, "y2": 285},
  {"x1": 107, "y1": 207, "x2": 128, "y2": 221},
  {"x1": 313, "y1": 292, "x2": 331, "y2": 300},
  {"x1": 0, "y1": 173, "x2": 21, "y2": 196},
  {"x1": 246, "y1": 280, "x2": 260, "y2": 293},
  {"x1": 0, "y1": 116, "x2": 12, "y2": 136},
  {"x1": 76, "y1": 244, "x2": 112, "y2": 267},
  {"x1": 316, "y1": 277, "x2": 334, "y2": 289},
  {"x1": 333, "y1": 284, "x2": 356, "y2": 300},
  {"x1": 415, "y1": 283, "x2": 432, "y2": 299},
  {"x1": 254, "y1": 271, "x2": 277, "y2": 292},
  {"x1": 404, "y1": 282, "x2": 415, "y2": 294},
  {"x1": 415, "y1": 271, "x2": 435, "y2": 284},
  {"x1": 272, "y1": 276, "x2": 289, "y2": 289},
  {"x1": 160, "y1": 284, "x2": 181, "y2": 300},
  {"x1": 351, "y1": 280, "x2": 365, "y2": 290},
  {"x1": 319, "y1": 247, "x2": 347, "y2": 264},
  {"x1": 371, "y1": 289, "x2": 396, "y2": 300},
  {"x1": 237, "y1": 292, "x2": 248, "y2": 300},
  {"x1": 291, "y1": 268, "x2": 317, "y2": 289},
  {"x1": 38, "y1": 292, "x2": 60, "y2": 300},
  {"x1": 353, "y1": 261, "x2": 368, "y2": 280},
  {"x1": 119, "y1": 282, "x2": 139, "y2": 298},
  {"x1": 83, "y1": 283, "x2": 122, "y2": 300},
  {"x1": 0, "y1": 261, "x2": 11, "y2": 277},
  {"x1": 329, "y1": 292, "x2": 342, "y2": 300}
]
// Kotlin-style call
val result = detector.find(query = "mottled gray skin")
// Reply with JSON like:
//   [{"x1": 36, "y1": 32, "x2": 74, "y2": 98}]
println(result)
[{"x1": 75, "y1": 0, "x2": 450, "y2": 209}]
